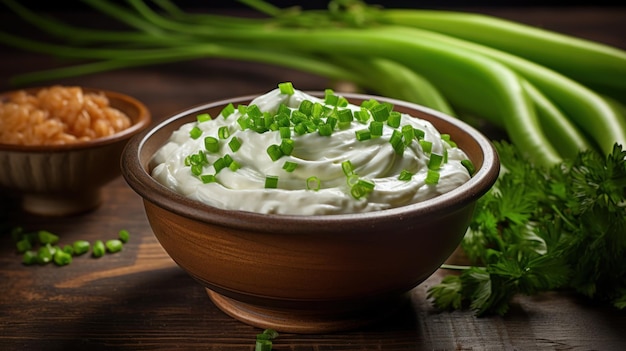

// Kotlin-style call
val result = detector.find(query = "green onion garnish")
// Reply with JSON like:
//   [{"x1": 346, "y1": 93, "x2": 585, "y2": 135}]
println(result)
[
  {"x1": 190, "y1": 126, "x2": 203, "y2": 139},
  {"x1": 425, "y1": 169, "x2": 440, "y2": 184},
  {"x1": 228, "y1": 137, "x2": 242, "y2": 152},
  {"x1": 267, "y1": 144, "x2": 283, "y2": 161},
  {"x1": 218, "y1": 126, "x2": 230, "y2": 139},
  {"x1": 461, "y1": 159, "x2": 476, "y2": 175},
  {"x1": 369, "y1": 121, "x2": 383, "y2": 137},
  {"x1": 213, "y1": 157, "x2": 227, "y2": 173},
  {"x1": 229, "y1": 160, "x2": 241, "y2": 171},
  {"x1": 204, "y1": 136, "x2": 219, "y2": 153},
  {"x1": 201, "y1": 174, "x2": 217, "y2": 183},
  {"x1": 399, "y1": 169, "x2": 413, "y2": 181},
  {"x1": 387, "y1": 111, "x2": 401, "y2": 128},
  {"x1": 279, "y1": 126, "x2": 291, "y2": 139},
  {"x1": 341, "y1": 160, "x2": 354, "y2": 176},
  {"x1": 306, "y1": 176, "x2": 321, "y2": 191},
  {"x1": 278, "y1": 81, "x2": 295, "y2": 95},
  {"x1": 318, "y1": 123, "x2": 333, "y2": 136},
  {"x1": 350, "y1": 179, "x2": 375, "y2": 199},
  {"x1": 370, "y1": 103, "x2": 390, "y2": 122},
  {"x1": 283, "y1": 161, "x2": 298, "y2": 172},
  {"x1": 355, "y1": 129, "x2": 371, "y2": 141},
  {"x1": 279, "y1": 138, "x2": 294, "y2": 156},
  {"x1": 265, "y1": 175, "x2": 279, "y2": 189},
  {"x1": 419, "y1": 140, "x2": 433, "y2": 154},
  {"x1": 197, "y1": 113, "x2": 211, "y2": 123},
  {"x1": 220, "y1": 103, "x2": 235, "y2": 118},
  {"x1": 428, "y1": 153, "x2": 444, "y2": 170}
]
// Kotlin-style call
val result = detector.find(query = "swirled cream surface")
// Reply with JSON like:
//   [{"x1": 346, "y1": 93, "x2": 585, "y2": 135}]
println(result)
[{"x1": 151, "y1": 85, "x2": 472, "y2": 215}]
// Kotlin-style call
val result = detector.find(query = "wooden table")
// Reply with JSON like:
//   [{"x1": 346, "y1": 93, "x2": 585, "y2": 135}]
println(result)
[{"x1": 1, "y1": 5, "x2": 625, "y2": 350}]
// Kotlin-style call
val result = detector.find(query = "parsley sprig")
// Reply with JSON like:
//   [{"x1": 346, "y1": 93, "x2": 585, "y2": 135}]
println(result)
[{"x1": 428, "y1": 141, "x2": 626, "y2": 316}]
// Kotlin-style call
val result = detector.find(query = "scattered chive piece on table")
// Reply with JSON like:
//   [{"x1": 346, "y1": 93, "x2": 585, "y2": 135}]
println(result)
[
  {"x1": 92, "y1": 240, "x2": 106, "y2": 258},
  {"x1": 105, "y1": 239, "x2": 123, "y2": 253},
  {"x1": 118, "y1": 229, "x2": 130, "y2": 243}
]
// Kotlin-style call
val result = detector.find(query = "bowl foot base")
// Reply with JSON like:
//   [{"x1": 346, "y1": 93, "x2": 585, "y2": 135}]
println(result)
[
  {"x1": 21, "y1": 190, "x2": 102, "y2": 216},
  {"x1": 206, "y1": 288, "x2": 409, "y2": 334}
]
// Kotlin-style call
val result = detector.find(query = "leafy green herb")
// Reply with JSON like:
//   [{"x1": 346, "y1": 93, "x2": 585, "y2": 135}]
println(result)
[{"x1": 428, "y1": 141, "x2": 626, "y2": 315}]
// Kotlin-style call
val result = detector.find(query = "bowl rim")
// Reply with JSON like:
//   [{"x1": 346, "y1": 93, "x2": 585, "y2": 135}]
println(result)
[
  {"x1": 122, "y1": 91, "x2": 500, "y2": 232},
  {"x1": 0, "y1": 86, "x2": 152, "y2": 152}
]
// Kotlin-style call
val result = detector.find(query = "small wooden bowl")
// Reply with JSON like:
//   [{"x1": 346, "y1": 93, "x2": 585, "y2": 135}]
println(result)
[
  {"x1": 0, "y1": 87, "x2": 151, "y2": 216},
  {"x1": 121, "y1": 92, "x2": 499, "y2": 333}
]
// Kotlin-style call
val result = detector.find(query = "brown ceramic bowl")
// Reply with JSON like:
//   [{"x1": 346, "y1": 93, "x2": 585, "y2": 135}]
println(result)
[
  {"x1": 121, "y1": 92, "x2": 499, "y2": 333},
  {"x1": 0, "y1": 86, "x2": 151, "y2": 216}
]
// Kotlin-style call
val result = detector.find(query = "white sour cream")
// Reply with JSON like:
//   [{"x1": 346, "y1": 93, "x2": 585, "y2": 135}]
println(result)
[{"x1": 151, "y1": 87, "x2": 472, "y2": 215}]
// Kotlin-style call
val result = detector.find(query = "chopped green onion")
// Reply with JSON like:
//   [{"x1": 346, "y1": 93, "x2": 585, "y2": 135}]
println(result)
[
  {"x1": 105, "y1": 239, "x2": 123, "y2": 253},
  {"x1": 246, "y1": 104, "x2": 263, "y2": 119},
  {"x1": 280, "y1": 138, "x2": 295, "y2": 155},
  {"x1": 267, "y1": 144, "x2": 284, "y2": 161},
  {"x1": 399, "y1": 169, "x2": 414, "y2": 181},
  {"x1": 37, "y1": 244, "x2": 55, "y2": 264},
  {"x1": 62, "y1": 244, "x2": 74, "y2": 255},
  {"x1": 441, "y1": 134, "x2": 457, "y2": 147},
  {"x1": 197, "y1": 113, "x2": 211, "y2": 123},
  {"x1": 341, "y1": 160, "x2": 354, "y2": 176},
  {"x1": 369, "y1": 121, "x2": 383, "y2": 137},
  {"x1": 461, "y1": 159, "x2": 476, "y2": 175},
  {"x1": 220, "y1": 103, "x2": 235, "y2": 118},
  {"x1": 229, "y1": 160, "x2": 241, "y2": 171},
  {"x1": 425, "y1": 169, "x2": 440, "y2": 184},
  {"x1": 355, "y1": 129, "x2": 371, "y2": 141},
  {"x1": 213, "y1": 157, "x2": 227, "y2": 173},
  {"x1": 346, "y1": 174, "x2": 360, "y2": 187},
  {"x1": 228, "y1": 136, "x2": 242, "y2": 152},
  {"x1": 370, "y1": 103, "x2": 390, "y2": 122},
  {"x1": 390, "y1": 130, "x2": 405, "y2": 155},
  {"x1": 324, "y1": 88, "x2": 338, "y2": 106},
  {"x1": 53, "y1": 249, "x2": 72, "y2": 266},
  {"x1": 318, "y1": 123, "x2": 333, "y2": 136},
  {"x1": 428, "y1": 153, "x2": 444, "y2": 170},
  {"x1": 16, "y1": 238, "x2": 32, "y2": 253},
  {"x1": 38, "y1": 230, "x2": 59, "y2": 245},
  {"x1": 306, "y1": 176, "x2": 321, "y2": 191},
  {"x1": 264, "y1": 175, "x2": 279, "y2": 189},
  {"x1": 283, "y1": 161, "x2": 298, "y2": 172},
  {"x1": 118, "y1": 229, "x2": 130, "y2": 243},
  {"x1": 190, "y1": 126, "x2": 203, "y2": 139},
  {"x1": 204, "y1": 136, "x2": 219, "y2": 153},
  {"x1": 401, "y1": 125, "x2": 415, "y2": 145},
  {"x1": 420, "y1": 140, "x2": 433, "y2": 154},
  {"x1": 298, "y1": 99, "x2": 313, "y2": 115},
  {"x1": 218, "y1": 126, "x2": 230, "y2": 139},
  {"x1": 201, "y1": 174, "x2": 217, "y2": 183},
  {"x1": 278, "y1": 81, "x2": 295, "y2": 95},
  {"x1": 279, "y1": 126, "x2": 291, "y2": 139},
  {"x1": 92, "y1": 240, "x2": 106, "y2": 258},
  {"x1": 22, "y1": 251, "x2": 37, "y2": 265},
  {"x1": 312, "y1": 102, "x2": 325, "y2": 119},
  {"x1": 387, "y1": 111, "x2": 401, "y2": 128},
  {"x1": 350, "y1": 179, "x2": 375, "y2": 199},
  {"x1": 414, "y1": 128, "x2": 426, "y2": 140},
  {"x1": 354, "y1": 108, "x2": 370, "y2": 124},
  {"x1": 73, "y1": 240, "x2": 90, "y2": 255},
  {"x1": 191, "y1": 164, "x2": 203, "y2": 176}
]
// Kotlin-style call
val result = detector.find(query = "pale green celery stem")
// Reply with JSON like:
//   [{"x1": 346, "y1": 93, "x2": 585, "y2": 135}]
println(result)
[
  {"x1": 331, "y1": 56, "x2": 457, "y2": 117},
  {"x1": 380, "y1": 10, "x2": 626, "y2": 96},
  {"x1": 381, "y1": 26, "x2": 626, "y2": 157},
  {"x1": 522, "y1": 80, "x2": 593, "y2": 159}
]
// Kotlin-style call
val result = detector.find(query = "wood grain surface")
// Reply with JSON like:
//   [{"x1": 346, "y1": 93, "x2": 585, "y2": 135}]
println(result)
[{"x1": 1, "y1": 6, "x2": 625, "y2": 351}]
